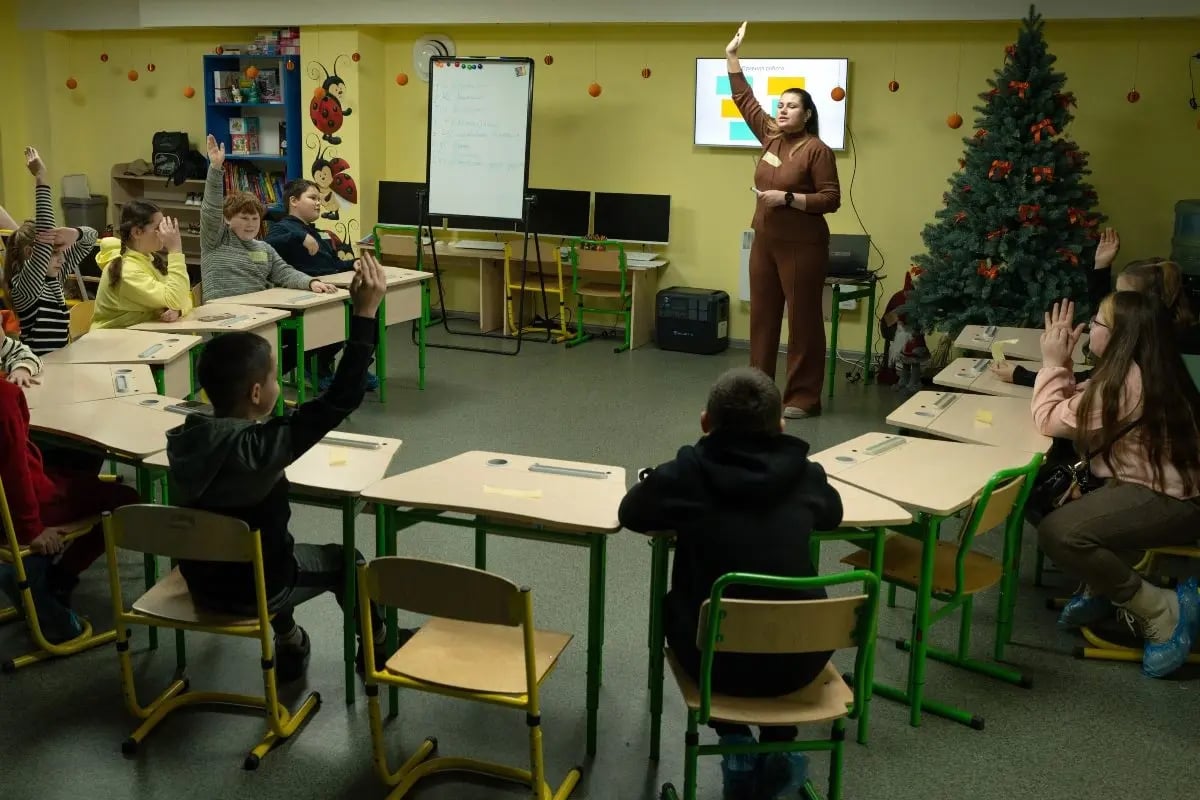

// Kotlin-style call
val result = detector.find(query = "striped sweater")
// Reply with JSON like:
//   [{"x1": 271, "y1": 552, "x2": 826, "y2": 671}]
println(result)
[
  {"x1": 0, "y1": 333, "x2": 42, "y2": 377},
  {"x1": 8, "y1": 185, "x2": 98, "y2": 354},
  {"x1": 200, "y1": 165, "x2": 315, "y2": 301}
]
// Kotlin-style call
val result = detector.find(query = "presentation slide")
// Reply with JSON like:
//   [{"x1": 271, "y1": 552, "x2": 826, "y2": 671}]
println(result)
[{"x1": 694, "y1": 58, "x2": 848, "y2": 150}]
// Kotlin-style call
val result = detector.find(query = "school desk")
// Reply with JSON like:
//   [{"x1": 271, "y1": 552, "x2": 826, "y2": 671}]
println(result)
[
  {"x1": 933, "y1": 356, "x2": 1037, "y2": 399},
  {"x1": 20, "y1": 363, "x2": 154, "y2": 408},
  {"x1": 321, "y1": 266, "x2": 432, "y2": 400},
  {"x1": 217, "y1": 288, "x2": 350, "y2": 403},
  {"x1": 373, "y1": 232, "x2": 666, "y2": 349},
  {"x1": 144, "y1": 429, "x2": 402, "y2": 703},
  {"x1": 809, "y1": 432, "x2": 1035, "y2": 729},
  {"x1": 363, "y1": 450, "x2": 625, "y2": 756},
  {"x1": 643, "y1": 476, "x2": 910, "y2": 758},
  {"x1": 887, "y1": 391, "x2": 1051, "y2": 453},
  {"x1": 955, "y1": 324, "x2": 1087, "y2": 364},
  {"x1": 42, "y1": 328, "x2": 202, "y2": 398}
]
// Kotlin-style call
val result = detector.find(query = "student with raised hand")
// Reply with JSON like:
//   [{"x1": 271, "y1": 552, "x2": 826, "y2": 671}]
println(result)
[
  {"x1": 1034, "y1": 295, "x2": 1200, "y2": 678},
  {"x1": 90, "y1": 202, "x2": 193, "y2": 329},
  {"x1": 199, "y1": 134, "x2": 336, "y2": 302},
  {"x1": 165, "y1": 250, "x2": 408, "y2": 682},
  {"x1": 2, "y1": 146, "x2": 98, "y2": 354}
]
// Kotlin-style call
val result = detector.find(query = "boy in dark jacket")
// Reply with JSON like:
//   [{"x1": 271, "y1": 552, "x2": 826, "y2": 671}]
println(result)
[
  {"x1": 619, "y1": 367, "x2": 843, "y2": 800},
  {"x1": 165, "y1": 251, "x2": 396, "y2": 682},
  {"x1": 264, "y1": 179, "x2": 376, "y2": 391}
]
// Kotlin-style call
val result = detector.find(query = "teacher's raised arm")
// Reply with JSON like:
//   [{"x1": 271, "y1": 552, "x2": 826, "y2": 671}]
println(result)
[{"x1": 725, "y1": 22, "x2": 773, "y2": 145}]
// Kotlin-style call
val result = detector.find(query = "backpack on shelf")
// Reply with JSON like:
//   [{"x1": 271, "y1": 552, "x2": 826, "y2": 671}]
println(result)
[
  {"x1": 151, "y1": 131, "x2": 190, "y2": 178},
  {"x1": 170, "y1": 150, "x2": 208, "y2": 186}
]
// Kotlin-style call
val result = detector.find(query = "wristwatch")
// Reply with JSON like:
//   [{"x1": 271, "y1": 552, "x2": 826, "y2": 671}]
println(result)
[{"x1": 784, "y1": 192, "x2": 795, "y2": 207}]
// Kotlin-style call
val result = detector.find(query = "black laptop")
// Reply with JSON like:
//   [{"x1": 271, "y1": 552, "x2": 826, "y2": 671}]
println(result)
[{"x1": 827, "y1": 234, "x2": 871, "y2": 277}]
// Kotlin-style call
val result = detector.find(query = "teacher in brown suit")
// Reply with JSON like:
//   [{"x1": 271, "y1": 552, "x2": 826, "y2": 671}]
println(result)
[{"x1": 726, "y1": 22, "x2": 841, "y2": 418}]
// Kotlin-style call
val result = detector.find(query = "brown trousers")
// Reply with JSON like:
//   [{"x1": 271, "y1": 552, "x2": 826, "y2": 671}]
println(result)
[{"x1": 748, "y1": 234, "x2": 829, "y2": 411}]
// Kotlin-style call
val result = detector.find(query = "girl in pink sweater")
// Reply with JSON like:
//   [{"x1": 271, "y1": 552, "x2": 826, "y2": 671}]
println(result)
[{"x1": 1034, "y1": 293, "x2": 1200, "y2": 678}]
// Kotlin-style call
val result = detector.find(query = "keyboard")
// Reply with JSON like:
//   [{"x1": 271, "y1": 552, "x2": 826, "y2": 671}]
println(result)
[
  {"x1": 453, "y1": 239, "x2": 507, "y2": 251},
  {"x1": 626, "y1": 252, "x2": 659, "y2": 262}
]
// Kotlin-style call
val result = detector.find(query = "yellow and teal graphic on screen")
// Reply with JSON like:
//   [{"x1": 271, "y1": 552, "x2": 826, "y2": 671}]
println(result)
[{"x1": 695, "y1": 58, "x2": 848, "y2": 150}]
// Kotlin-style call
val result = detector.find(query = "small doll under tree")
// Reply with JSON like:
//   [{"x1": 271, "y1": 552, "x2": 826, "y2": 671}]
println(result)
[{"x1": 881, "y1": 270, "x2": 929, "y2": 396}]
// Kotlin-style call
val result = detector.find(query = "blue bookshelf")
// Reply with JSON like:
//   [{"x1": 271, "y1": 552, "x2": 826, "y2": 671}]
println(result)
[{"x1": 203, "y1": 52, "x2": 302, "y2": 213}]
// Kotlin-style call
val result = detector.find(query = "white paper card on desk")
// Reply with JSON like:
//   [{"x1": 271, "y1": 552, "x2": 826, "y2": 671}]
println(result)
[
  {"x1": 484, "y1": 485, "x2": 543, "y2": 499},
  {"x1": 990, "y1": 339, "x2": 1019, "y2": 363}
]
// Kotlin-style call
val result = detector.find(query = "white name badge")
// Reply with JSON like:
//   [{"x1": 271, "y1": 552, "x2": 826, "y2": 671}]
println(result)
[{"x1": 761, "y1": 151, "x2": 782, "y2": 167}]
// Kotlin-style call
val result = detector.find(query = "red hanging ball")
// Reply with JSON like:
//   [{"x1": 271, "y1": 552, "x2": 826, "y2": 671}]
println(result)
[
  {"x1": 888, "y1": 80, "x2": 900, "y2": 93},
  {"x1": 286, "y1": 60, "x2": 295, "y2": 71},
  {"x1": 395, "y1": 73, "x2": 409, "y2": 86},
  {"x1": 215, "y1": 46, "x2": 224, "y2": 55},
  {"x1": 544, "y1": 55, "x2": 554, "y2": 65},
  {"x1": 352, "y1": 52, "x2": 361, "y2": 62},
  {"x1": 183, "y1": 86, "x2": 195, "y2": 99},
  {"x1": 65, "y1": 77, "x2": 78, "y2": 90},
  {"x1": 147, "y1": 63, "x2": 156, "y2": 72},
  {"x1": 1127, "y1": 89, "x2": 1141, "y2": 103},
  {"x1": 128, "y1": 69, "x2": 139, "y2": 82},
  {"x1": 99, "y1": 53, "x2": 108, "y2": 62},
  {"x1": 641, "y1": 67, "x2": 651, "y2": 79},
  {"x1": 588, "y1": 82, "x2": 602, "y2": 97}
]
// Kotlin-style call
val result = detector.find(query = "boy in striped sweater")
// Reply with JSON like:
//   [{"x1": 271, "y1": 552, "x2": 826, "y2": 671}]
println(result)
[
  {"x1": 2, "y1": 147, "x2": 97, "y2": 354},
  {"x1": 200, "y1": 134, "x2": 336, "y2": 303},
  {"x1": 0, "y1": 333, "x2": 41, "y2": 387}
]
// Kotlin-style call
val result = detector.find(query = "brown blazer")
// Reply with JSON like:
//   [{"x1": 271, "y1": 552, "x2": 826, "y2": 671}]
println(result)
[{"x1": 731, "y1": 71, "x2": 841, "y2": 244}]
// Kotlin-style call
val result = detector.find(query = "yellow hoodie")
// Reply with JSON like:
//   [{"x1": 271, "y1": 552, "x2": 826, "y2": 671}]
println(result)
[{"x1": 90, "y1": 237, "x2": 194, "y2": 329}]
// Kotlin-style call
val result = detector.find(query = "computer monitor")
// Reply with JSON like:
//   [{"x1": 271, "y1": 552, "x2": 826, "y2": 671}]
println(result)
[
  {"x1": 444, "y1": 214, "x2": 519, "y2": 234},
  {"x1": 827, "y1": 233, "x2": 871, "y2": 276},
  {"x1": 525, "y1": 188, "x2": 591, "y2": 240},
  {"x1": 377, "y1": 180, "x2": 425, "y2": 227},
  {"x1": 592, "y1": 192, "x2": 671, "y2": 245}
]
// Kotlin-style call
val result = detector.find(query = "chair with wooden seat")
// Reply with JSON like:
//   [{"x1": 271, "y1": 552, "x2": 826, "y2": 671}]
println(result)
[
  {"x1": 357, "y1": 556, "x2": 581, "y2": 800},
  {"x1": 101, "y1": 504, "x2": 320, "y2": 770},
  {"x1": 0, "y1": 477, "x2": 113, "y2": 672},
  {"x1": 841, "y1": 457, "x2": 1040, "y2": 715},
  {"x1": 659, "y1": 569, "x2": 878, "y2": 800},
  {"x1": 565, "y1": 240, "x2": 631, "y2": 353},
  {"x1": 1078, "y1": 544, "x2": 1200, "y2": 665},
  {"x1": 68, "y1": 300, "x2": 94, "y2": 341}
]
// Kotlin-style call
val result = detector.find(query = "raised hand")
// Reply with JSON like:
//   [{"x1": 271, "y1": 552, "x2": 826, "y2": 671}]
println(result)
[
  {"x1": 158, "y1": 216, "x2": 183, "y2": 253},
  {"x1": 37, "y1": 227, "x2": 82, "y2": 251},
  {"x1": 205, "y1": 134, "x2": 225, "y2": 168},
  {"x1": 1094, "y1": 228, "x2": 1120, "y2": 270},
  {"x1": 726, "y1": 21, "x2": 747, "y2": 55},
  {"x1": 350, "y1": 250, "x2": 387, "y2": 319},
  {"x1": 24, "y1": 146, "x2": 46, "y2": 182}
]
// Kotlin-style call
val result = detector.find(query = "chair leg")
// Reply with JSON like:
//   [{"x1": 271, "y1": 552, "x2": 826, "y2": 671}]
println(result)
[
  {"x1": 682, "y1": 710, "x2": 700, "y2": 800},
  {"x1": 886, "y1": 583, "x2": 897, "y2": 608},
  {"x1": 957, "y1": 596, "x2": 974, "y2": 662},
  {"x1": 828, "y1": 718, "x2": 846, "y2": 800},
  {"x1": 1033, "y1": 546, "x2": 1046, "y2": 587},
  {"x1": 1, "y1": 575, "x2": 114, "y2": 673}
]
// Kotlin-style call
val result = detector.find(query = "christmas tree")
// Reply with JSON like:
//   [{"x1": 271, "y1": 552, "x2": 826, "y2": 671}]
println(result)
[{"x1": 907, "y1": 5, "x2": 1105, "y2": 334}]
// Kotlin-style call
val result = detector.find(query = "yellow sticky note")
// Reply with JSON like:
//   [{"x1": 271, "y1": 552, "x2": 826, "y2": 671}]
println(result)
[
  {"x1": 328, "y1": 447, "x2": 348, "y2": 466},
  {"x1": 483, "y1": 485, "x2": 543, "y2": 499},
  {"x1": 975, "y1": 410, "x2": 994, "y2": 426},
  {"x1": 990, "y1": 339, "x2": 1018, "y2": 363}
]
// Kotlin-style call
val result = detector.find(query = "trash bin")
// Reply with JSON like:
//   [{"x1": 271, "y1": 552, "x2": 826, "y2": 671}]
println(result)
[{"x1": 62, "y1": 195, "x2": 108, "y2": 230}]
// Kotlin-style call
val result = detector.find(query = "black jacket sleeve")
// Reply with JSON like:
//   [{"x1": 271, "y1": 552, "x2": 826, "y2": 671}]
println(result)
[
  {"x1": 1012, "y1": 365, "x2": 1038, "y2": 387},
  {"x1": 264, "y1": 218, "x2": 306, "y2": 268},
  {"x1": 618, "y1": 459, "x2": 688, "y2": 534},
  {"x1": 237, "y1": 312, "x2": 376, "y2": 472},
  {"x1": 802, "y1": 463, "x2": 844, "y2": 532},
  {"x1": 1088, "y1": 267, "x2": 1112, "y2": 307}
]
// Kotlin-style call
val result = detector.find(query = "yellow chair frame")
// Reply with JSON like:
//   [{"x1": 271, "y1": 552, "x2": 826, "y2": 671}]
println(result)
[
  {"x1": 102, "y1": 505, "x2": 320, "y2": 770},
  {"x1": 505, "y1": 241, "x2": 570, "y2": 343},
  {"x1": 0, "y1": 478, "x2": 114, "y2": 672},
  {"x1": 358, "y1": 556, "x2": 582, "y2": 800}
]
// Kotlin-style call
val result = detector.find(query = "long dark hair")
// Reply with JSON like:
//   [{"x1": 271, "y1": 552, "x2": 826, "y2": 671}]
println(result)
[
  {"x1": 108, "y1": 200, "x2": 165, "y2": 286},
  {"x1": 1120, "y1": 258, "x2": 1195, "y2": 333},
  {"x1": 1078, "y1": 291, "x2": 1200, "y2": 495}
]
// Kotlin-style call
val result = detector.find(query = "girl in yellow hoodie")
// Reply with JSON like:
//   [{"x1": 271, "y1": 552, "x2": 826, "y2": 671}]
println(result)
[{"x1": 91, "y1": 200, "x2": 194, "y2": 329}]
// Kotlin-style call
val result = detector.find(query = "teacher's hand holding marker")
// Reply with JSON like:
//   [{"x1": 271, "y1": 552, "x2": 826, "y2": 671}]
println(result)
[{"x1": 725, "y1": 20, "x2": 842, "y2": 419}]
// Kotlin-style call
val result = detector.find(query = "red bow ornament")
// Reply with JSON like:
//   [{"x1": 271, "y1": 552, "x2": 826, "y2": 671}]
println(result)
[
  {"x1": 974, "y1": 129, "x2": 989, "y2": 140},
  {"x1": 977, "y1": 260, "x2": 1000, "y2": 279},
  {"x1": 1057, "y1": 248, "x2": 1080, "y2": 266},
  {"x1": 1018, "y1": 204, "x2": 1041, "y2": 225},
  {"x1": 954, "y1": 211, "x2": 968, "y2": 224},
  {"x1": 986, "y1": 227, "x2": 1008, "y2": 240},
  {"x1": 1030, "y1": 119, "x2": 1057, "y2": 142},
  {"x1": 988, "y1": 160, "x2": 1013, "y2": 179},
  {"x1": 1031, "y1": 166, "x2": 1055, "y2": 183},
  {"x1": 1009, "y1": 80, "x2": 1031, "y2": 98}
]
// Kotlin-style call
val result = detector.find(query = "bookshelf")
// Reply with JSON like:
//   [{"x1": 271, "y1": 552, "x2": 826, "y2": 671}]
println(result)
[{"x1": 203, "y1": 52, "x2": 302, "y2": 214}]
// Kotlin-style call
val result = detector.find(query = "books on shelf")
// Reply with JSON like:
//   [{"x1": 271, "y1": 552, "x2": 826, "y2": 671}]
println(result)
[{"x1": 223, "y1": 162, "x2": 285, "y2": 209}]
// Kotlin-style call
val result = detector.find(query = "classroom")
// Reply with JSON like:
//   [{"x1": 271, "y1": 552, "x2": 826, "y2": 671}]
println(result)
[{"x1": 2, "y1": 1, "x2": 1200, "y2": 799}]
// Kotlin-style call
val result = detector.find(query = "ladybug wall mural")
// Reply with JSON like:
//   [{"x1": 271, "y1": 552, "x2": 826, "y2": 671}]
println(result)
[
  {"x1": 308, "y1": 55, "x2": 353, "y2": 145},
  {"x1": 306, "y1": 135, "x2": 358, "y2": 221},
  {"x1": 329, "y1": 220, "x2": 360, "y2": 262}
]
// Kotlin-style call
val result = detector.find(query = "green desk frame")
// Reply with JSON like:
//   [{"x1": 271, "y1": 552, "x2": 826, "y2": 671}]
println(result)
[{"x1": 827, "y1": 276, "x2": 879, "y2": 399}]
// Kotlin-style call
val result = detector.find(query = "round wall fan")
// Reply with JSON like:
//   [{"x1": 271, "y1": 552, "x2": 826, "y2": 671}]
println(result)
[{"x1": 413, "y1": 35, "x2": 455, "y2": 82}]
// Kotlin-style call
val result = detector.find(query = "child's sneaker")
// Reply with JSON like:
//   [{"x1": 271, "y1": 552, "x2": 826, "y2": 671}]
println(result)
[
  {"x1": 274, "y1": 626, "x2": 311, "y2": 683},
  {"x1": 758, "y1": 751, "x2": 809, "y2": 799},
  {"x1": 718, "y1": 733, "x2": 757, "y2": 800}
]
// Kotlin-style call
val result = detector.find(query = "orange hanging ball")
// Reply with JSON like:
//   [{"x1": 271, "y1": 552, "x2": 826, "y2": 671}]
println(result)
[
  {"x1": 147, "y1": 63, "x2": 156, "y2": 72},
  {"x1": 1126, "y1": 89, "x2": 1141, "y2": 103},
  {"x1": 65, "y1": 77, "x2": 78, "y2": 90},
  {"x1": 588, "y1": 82, "x2": 602, "y2": 97},
  {"x1": 99, "y1": 52, "x2": 108, "y2": 62},
  {"x1": 395, "y1": 73, "x2": 409, "y2": 86},
  {"x1": 183, "y1": 86, "x2": 195, "y2": 99},
  {"x1": 947, "y1": 113, "x2": 964, "y2": 129},
  {"x1": 215, "y1": 46, "x2": 224, "y2": 55},
  {"x1": 831, "y1": 86, "x2": 846, "y2": 102},
  {"x1": 286, "y1": 60, "x2": 295, "y2": 71},
  {"x1": 888, "y1": 80, "x2": 900, "y2": 93},
  {"x1": 128, "y1": 69, "x2": 139, "y2": 82},
  {"x1": 544, "y1": 55, "x2": 554, "y2": 65},
  {"x1": 246, "y1": 66, "x2": 260, "y2": 79},
  {"x1": 641, "y1": 67, "x2": 652, "y2": 79},
  {"x1": 352, "y1": 52, "x2": 361, "y2": 62}
]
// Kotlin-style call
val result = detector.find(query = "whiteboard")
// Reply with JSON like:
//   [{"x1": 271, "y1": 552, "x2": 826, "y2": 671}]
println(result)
[{"x1": 426, "y1": 57, "x2": 534, "y2": 221}]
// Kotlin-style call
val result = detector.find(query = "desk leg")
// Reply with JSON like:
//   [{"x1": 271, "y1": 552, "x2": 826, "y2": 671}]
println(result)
[
  {"x1": 629, "y1": 270, "x2": 656, "y2": 350},
  {"x1": 151, "y1": 366, "x2": 166, "y2": 396},
  {"x1": 295, "y1": 320, "x2": 309, "y2": 404},
  {"x1": 855, "y1": 526, "x2": 886, "y2": 746},
  {"x1": 864, "y1": 281, "x2": 877, "y2": 383},
  {"x1": 135, "y1": 467, "x2": 158, "y2": 651},
  {"x1": 907, "y1": 515, "x2": 939, "y2": 727},
  {"x1": 342, "y1": 497, "x2": 357, "y2": 705},
  {"x1": 274, "y1": 325, "x2": 285, "y2": 416},
  {"x1": 585, "y1": 534, "x2": 608, "y2": 757},
  {"x1": 827, "y1": 285, "x2": 841, "y2": 400},
  {"x1": 648, "y1": 536, "x2": 670, "y2": 762},
  {"x1": 474, "y1": 523, "x2": 487, "y2": 570},
  {"x1": 480, "y1": 259, "x2": 504, "y2": 333},
  {"x1": 380, "y1": 505, "x2": 400, "y2": 718},
  {"x1": 376, "y1": 299, "x2": 389, "y2": 404}
]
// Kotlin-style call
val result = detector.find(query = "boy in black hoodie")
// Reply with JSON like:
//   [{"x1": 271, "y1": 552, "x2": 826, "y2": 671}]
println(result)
[
  {"x1": 619, "y1": 367, "x2": 843, "y2": 800},
  {"x1": 165, "y1": 251, "x2": 395, "y2": 682}
]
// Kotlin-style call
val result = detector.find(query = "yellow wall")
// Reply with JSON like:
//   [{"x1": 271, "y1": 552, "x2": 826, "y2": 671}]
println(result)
[{"x1": 4, "y1": 17, "x2": 1199, "y2": 346}]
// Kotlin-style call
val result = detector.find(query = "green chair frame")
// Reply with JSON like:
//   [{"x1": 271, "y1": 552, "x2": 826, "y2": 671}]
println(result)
[{"x1": 565, "y1": 240, "x2": 631, "y2": 353}]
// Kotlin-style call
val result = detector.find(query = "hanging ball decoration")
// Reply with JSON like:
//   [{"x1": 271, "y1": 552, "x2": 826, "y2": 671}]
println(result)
[
  {"x1": 888, "y1": 80, "x2": 900, "y2": 93},
  {"x1": 100, "y1": 52, "x2": 108, "y2": 62},
  {"x1": 588, "y1": 82, "x2": 602, "y2": 97},
  {"x1": 183, "y1": 86, "x2": 196, "y2": 99},
  {"x1": 352, "y1": 52, "x2": 361, "y2": 62},
  {"x1": 147, "y1": 63, "x2": 156, "y2": 73},
  {"x1": 831, "y1": 86, "x2": 846, "y2": 102},
  {"x1": 65, "y1": 77, "x2": 78, "y2": 90},
  {"x1": 128, "y1": 69, "x2": 139, "y2": 82},
  {"x1": 947, "y1": 113, "x2": 964, "y2": 129},
  {"x1": 641, "y1": 67, "x2": 651, "y2": 79},
  {"x1": 245, "y1": 65, "x2": 260, "y2": 79},
  {"x1": 1126, "y1": 89, "x2": 1141, "y2": 103},
  {"x1": 544, "y1": 55, "x2": 554, "y2": 65},
  {"x1": 286, "y1": 60, "x2": 295, "y2": 71},
  {"x1": 395, "y1": 73, "x2": 409, "y2": 86},
  {"x1": 215, "y1": 46, "x2": 224, "y2": 55}
]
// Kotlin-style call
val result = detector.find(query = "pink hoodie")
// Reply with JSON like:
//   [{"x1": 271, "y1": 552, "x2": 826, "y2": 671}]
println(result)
[{"x1": 1031, "y1": 364, "x2": 1198, "y2": 499}]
